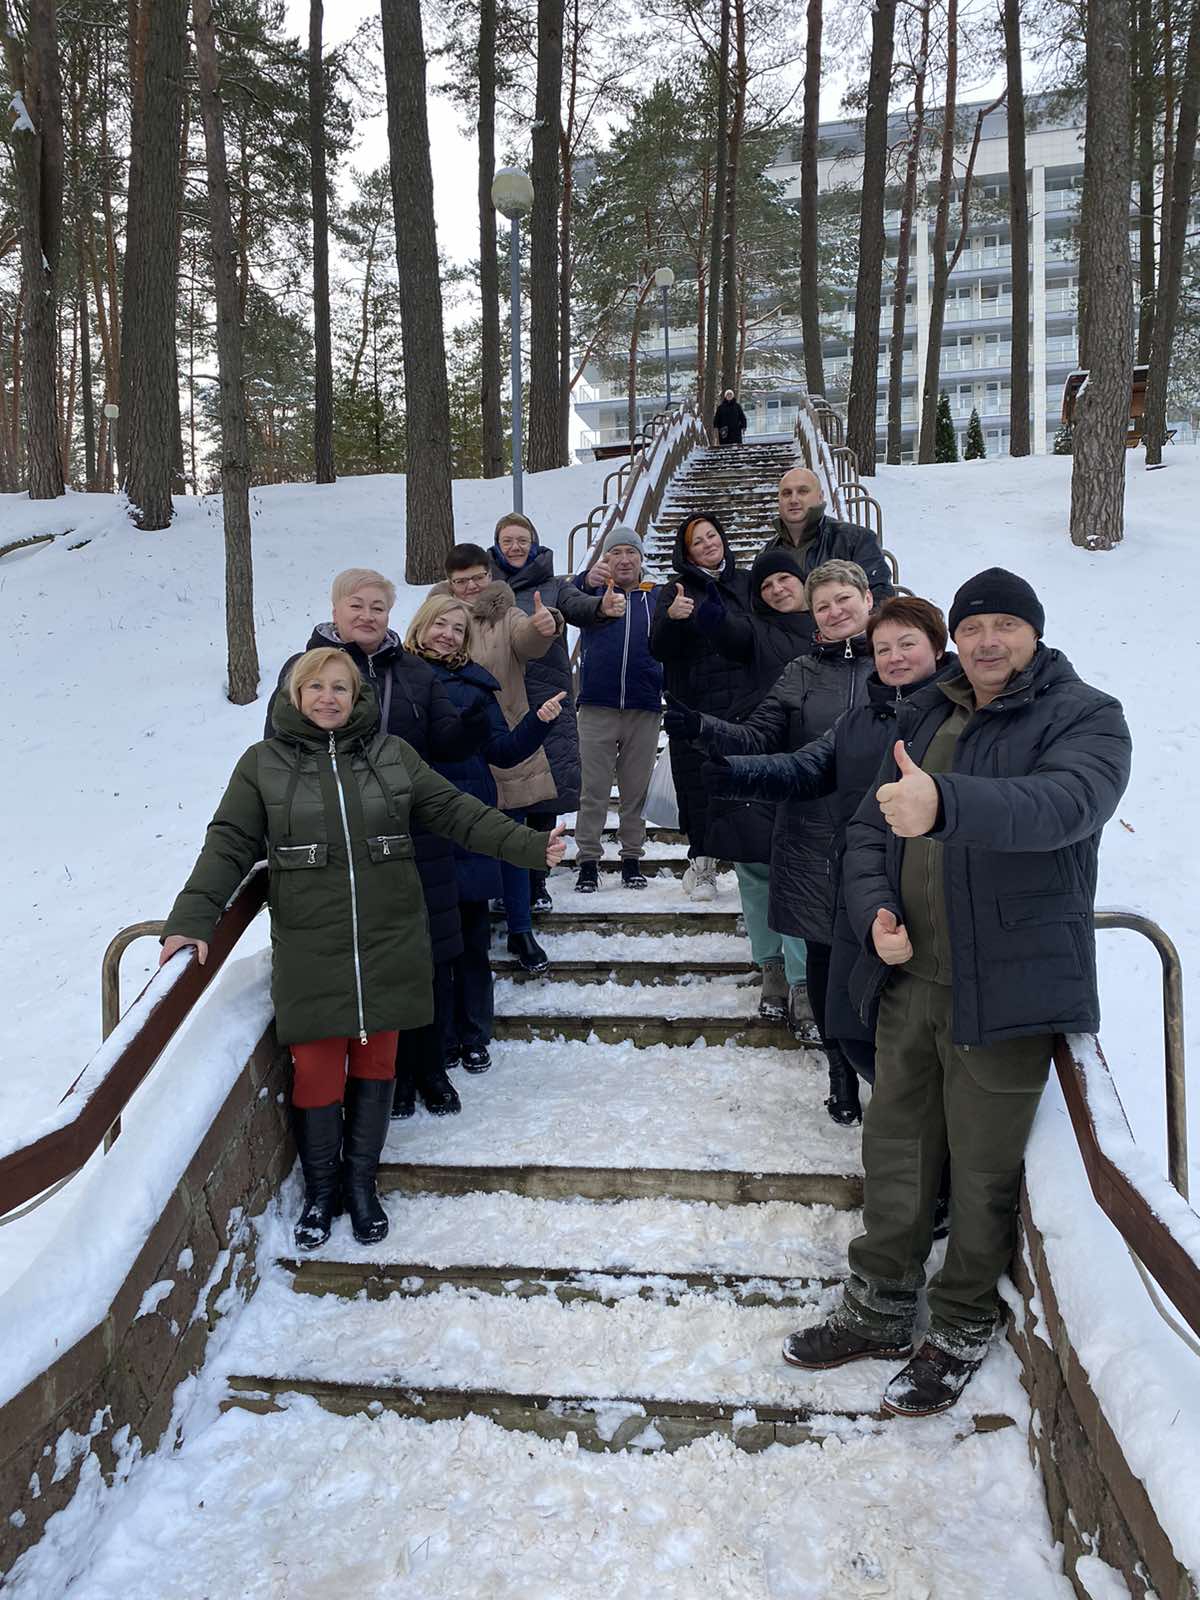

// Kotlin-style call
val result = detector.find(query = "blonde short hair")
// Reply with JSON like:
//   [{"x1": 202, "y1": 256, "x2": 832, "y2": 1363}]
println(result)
[
  {"x1": 331, "y1": 567, "x2": 396, "y2": 608},
  {"x1": 805, "y1": 558, "x2": 870, "y2": 608},
  {"x1": 288, "y1": 647, "x2": 363, "y2": 709},
  {"x1": 405, "y1": 592, "x2": 475, "y2": 655}
]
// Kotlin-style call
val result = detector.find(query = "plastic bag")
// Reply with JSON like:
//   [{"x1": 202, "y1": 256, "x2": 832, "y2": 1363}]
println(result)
[{"x1": 642, "y1": 745, "x2": 679, "y2": 829}]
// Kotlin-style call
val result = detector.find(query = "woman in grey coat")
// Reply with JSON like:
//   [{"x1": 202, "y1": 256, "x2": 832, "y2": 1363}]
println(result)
[
  {"x1": 664, "y1": 559, "x2": 876, "y2": 1124},
  {"x1": 489, "y1": 512, "x2": 621, "y2": 909}
]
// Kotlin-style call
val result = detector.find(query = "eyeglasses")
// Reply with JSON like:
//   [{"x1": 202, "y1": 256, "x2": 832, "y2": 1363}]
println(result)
[{"x1": 449, "y1": 571, "x2": 489, "y2": 593}]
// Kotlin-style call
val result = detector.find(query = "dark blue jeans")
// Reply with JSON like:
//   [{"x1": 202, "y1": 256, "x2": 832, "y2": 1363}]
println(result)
[{"x1": 500, "y1": 808, "x2": 531, "y2": 934}]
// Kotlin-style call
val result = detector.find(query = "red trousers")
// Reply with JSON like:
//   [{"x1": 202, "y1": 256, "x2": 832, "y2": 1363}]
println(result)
[{"x1": 290, "y1": 1031, "x2": 399, "y2": 1108}]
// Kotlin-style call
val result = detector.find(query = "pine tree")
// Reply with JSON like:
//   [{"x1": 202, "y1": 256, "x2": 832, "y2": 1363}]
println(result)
[
  {"x1": 934, "y1": 392, "x2": 959, "y2": 462},
  {"x1": 963, "y1": 407, "x2": 986, "y2": 459}
]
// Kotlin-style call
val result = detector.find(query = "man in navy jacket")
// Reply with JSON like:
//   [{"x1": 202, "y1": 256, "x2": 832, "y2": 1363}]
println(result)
[
  {"x1": 571, "y1": 527, "x2": 664, "y2": 892},
  {"x1": 783, "y1": 568, "x2": 1131, "y2": 1419}
]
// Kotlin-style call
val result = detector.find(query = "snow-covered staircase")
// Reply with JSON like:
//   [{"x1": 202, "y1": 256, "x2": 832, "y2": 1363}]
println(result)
[{"x1": 645, "y1": 440, "x2": 799, "y2": 573}]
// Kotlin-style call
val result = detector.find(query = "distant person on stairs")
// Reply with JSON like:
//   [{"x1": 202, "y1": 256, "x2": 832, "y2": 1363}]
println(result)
[
  {"x1": 649, "y1": 513, "x2": 752, "y2": 902},
  {"x1": 782, "y1": 568, "x2": 1131, "y2": 1419},
  {"x1": 488, "y1": 512, "x2": 624, "y2": 912},
  {"x1": 265, "y1": 567, "x2": 489, "y2": 1120},
  {"x1": 714, "y1": 389, "x2": 748, "y2": 446},
  {"x1": 664, "y1": 559, "x2": 877, "y2": 1124},
  {"x1": 766, "y1": 467, "x2": 895, "y2": 629},
  {"x1": 161, "y1": 647, "x2": 563, "y2": 1254},
  {"x1": 406, "y1": 593, "x2": 565, "y2": 1083},
  {"x1": 438, "y1": 544, "x2": 563, "y2": 977},
  {"x1": 570, "y1": 527, "x2": 664, "y2": 892}
]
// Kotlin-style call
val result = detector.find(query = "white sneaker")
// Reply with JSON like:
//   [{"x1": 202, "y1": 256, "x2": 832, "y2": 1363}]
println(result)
[
  {"x1": 688, "y1": 856, "x2": 718, "y2": 903},
  {"x1": 681, "y1": 861, "x2": 698, "y2": 894}
]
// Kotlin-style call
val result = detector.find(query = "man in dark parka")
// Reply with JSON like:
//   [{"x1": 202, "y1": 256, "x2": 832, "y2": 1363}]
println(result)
[
  {"x1": 783, "y1": 568, "x2": 1132, "y2": 1419},
  {"x1": 765, "y1": 467, "x2": 895, "y2": 624}
]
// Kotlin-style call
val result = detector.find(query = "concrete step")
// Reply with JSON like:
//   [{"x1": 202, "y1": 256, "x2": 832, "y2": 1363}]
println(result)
[
  {"x1": 375, "y1": 1162, "x2": 862, "y2": 1208},
  {"x1": 490, "y1": 909, "x2": 742, "y2": 934},
  {"x1": 491, "y1": 1012, "x2": 798, "y2": 1049},
  {"x1": 224, "y1": 1376, "x2": 1019, "y2": 1453},
  {"x1": 278, "y1": 1258, "x2": 839, "y2": 1305},
  {"x1": 490, "y1": 958, "x2": 756, "y2": 983}
]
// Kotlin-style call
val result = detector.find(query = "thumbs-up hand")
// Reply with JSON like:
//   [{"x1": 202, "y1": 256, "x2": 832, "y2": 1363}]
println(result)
[
  {"x1": 875, "y1": 739, "x2": 939, "y2": 837},
  {"x1": 531, "y1": 589, "x2": 557, "y2": 637},
  {"x1": 871, "y1": 907, "x2": 913, "y2": 966},
  {"x1": 667, "y1": 582, "x2": 695, "y2": 620},
  {"x1": 545, "y1": 821, "x2": 568, "y2": 867},
  {"x1": 600, "y1": 577, "x2": 626, "y2": 618},
  {"x1": 587, "y1": 556, "x2": 612, "y2": 591}
]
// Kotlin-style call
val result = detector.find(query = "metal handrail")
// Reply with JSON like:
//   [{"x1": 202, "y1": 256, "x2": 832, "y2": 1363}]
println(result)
[
  {"x1": 840, "y1": 483, "x2": 885, "y2": 543},
  {"x1": 99, "y1": 920, "x2": 165, "y2": 1152},
  {"x1": 1093, "y1": 911, "x2": 1188, "y2": 1198},
  {"x1": 830, "y1": 444, "x2": 860, "y2": 487},
  {"x1": 0, "y1": 867, "x2": 269, "y2": 1221}
]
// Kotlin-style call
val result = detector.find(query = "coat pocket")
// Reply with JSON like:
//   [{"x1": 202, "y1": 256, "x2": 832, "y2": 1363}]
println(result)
[
  {"x1": 367, "y1": 833, "x2": 414, "y2": 864},
  {"x1": 273, "y1": 843, "x2": 328, "y2": 870},
  {"x1": 996, "y1": 891, "x2": 1089, "y2": 928}
]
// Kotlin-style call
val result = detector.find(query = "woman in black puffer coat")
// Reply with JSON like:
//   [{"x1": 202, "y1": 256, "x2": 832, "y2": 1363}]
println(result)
[
  {"x1": 268, "y1": 568, "x2": 490, "y2": 1117},
  {"x1": 649, "y1": 513, "x2": 752, "y2": 898},
  {"x1": 664, "y1": 558, "x2": 877, "y2": 1124},
  {"x1": 489, "y1": 513, "x2": 615, "y2": 909}
]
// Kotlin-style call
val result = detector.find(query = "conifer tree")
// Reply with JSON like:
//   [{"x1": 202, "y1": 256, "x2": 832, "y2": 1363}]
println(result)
[
  {"x1": 963, "y1": 407, "x2": 986, "y2": 459},
  {"x1": 934, "y1": 392, "x2": 959, "y2": 462}
]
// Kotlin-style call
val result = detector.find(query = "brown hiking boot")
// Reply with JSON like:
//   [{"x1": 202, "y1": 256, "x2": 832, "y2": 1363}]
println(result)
[
  {"x1": 881, "y1": 1339, "x2": 982, "y2": 1417},
  {"x1": 782, "y1": 1316, "x2": 913, "y2": 1370}
]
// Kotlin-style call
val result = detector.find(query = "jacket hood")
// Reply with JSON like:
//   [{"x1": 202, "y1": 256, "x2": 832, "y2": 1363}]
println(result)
[
  {"x1": 866, "y1": 650, "x2": 961, "y2": 708},
  {"x1": 670, "y1": 512, "x2": 737, "y2": 584},
  {"x1": 270, "y1": 681, "x2": 382, "y2": 748},
  {"x1": 470, "y1": 578, "x2": 518, "y2": 627},
  {"x1": 306, "y1": 621, "x2": 403, "y2": 665},
  {"x1": 491, "y1": 542, "x2": 554, "y2": 589}
]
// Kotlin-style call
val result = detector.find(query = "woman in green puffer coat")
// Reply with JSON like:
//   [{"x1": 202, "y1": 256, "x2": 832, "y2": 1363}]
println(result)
[{"x1": 161, "y1": 646, "x2": 564, "y2": 1253}]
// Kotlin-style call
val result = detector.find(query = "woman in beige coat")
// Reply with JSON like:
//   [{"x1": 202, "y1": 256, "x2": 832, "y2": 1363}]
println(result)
[{"x1": 441, "y1": 543, "x2": 562, "y2": 971}]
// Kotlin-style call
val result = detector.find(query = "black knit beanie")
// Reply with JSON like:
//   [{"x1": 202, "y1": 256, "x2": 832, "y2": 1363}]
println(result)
[
  {"x1": 751, "y1": 548, "x2": 806, "y2": 592},
  {"x1": 948, "y1": 567, "x2": 1044, "y2": 638}
]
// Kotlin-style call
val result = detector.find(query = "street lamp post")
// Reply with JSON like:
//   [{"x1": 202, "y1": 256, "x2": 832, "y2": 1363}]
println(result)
[
  {"x1": 654, "y1": 266, "x2": 676, "y2": 411},
  {"x1": 103, "y1": 401, "x2": 119, "y2": 492},
  {"x1": 491, "y1": 166, "x2": 535, "y2": 513}
]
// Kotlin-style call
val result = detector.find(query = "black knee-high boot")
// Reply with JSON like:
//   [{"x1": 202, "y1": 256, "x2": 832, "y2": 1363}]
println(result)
[
  {"x1": 824, "y1": 1043, "x2": 863, "y2": 1127},
  {"x1": 291, "y1": 1101, "x2": 343, "y2": 1250},
  {"x1": 342, "y1": 1078, "x2": 392, "y2": 1244}
]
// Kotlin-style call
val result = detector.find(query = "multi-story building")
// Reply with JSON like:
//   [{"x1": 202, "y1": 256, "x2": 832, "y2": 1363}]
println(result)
[{"x1": 572, "y1": 95, "x2": 1165, "y2": 459}]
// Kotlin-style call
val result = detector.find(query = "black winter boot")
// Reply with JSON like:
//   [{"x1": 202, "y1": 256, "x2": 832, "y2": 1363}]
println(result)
[
  {"x1": 507, "y1": 930, "x2": 550, "y2": 973},
  {"x1": 291, "y1": 1101, "x2": 343, "y2": 1251},
  {"x1": 391, "y1": 1066, "x2": 417, "y2": 1120},
  {"x1": 417, "y1": 1063, "x2": 462, "y2": 1116},
  {"x1": 574, "y1": 861, "x2": 599, "y2": 894},
  {"x1": 881, "y1": 1340, "x2": 983, "y2": 1417},
  {"x1": 530, "y1": 871, "x2": 553, "y2": 913},
  {"x1": 341, "y1": 1078, "x2": 393, "y2": 1245},
  {"x1": 620, "y1": 859, "x2": 648, "y2": 889},
  {"x1": 824, "y1": 1045, "x2": 863, "y2": 1126},
  {"x1": 783, "y1": 1314, "x2": 913, "y2": 1370}
]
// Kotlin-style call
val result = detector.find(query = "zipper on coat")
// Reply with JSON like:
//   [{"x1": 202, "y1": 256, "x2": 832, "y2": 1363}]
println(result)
[
  {"x1": 328, "y1": 731, "x2": 368, "y2": 1044},
  {"x1": 618, "y1": 597, "x2": 632, "y2": 710}
]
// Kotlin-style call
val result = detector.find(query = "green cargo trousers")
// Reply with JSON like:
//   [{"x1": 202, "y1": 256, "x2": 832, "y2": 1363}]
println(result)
[{"x1": 842, "y1": 971, "x2": 1052, "y2": 1357}]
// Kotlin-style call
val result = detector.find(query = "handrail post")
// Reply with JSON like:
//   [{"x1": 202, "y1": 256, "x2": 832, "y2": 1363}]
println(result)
[
  {"x1": 1093, "y1": 911, "x2": 1189, "y2": 1199},
  {"x1": 99, "y1": 920, "x2": 166, "y2": 1152}
]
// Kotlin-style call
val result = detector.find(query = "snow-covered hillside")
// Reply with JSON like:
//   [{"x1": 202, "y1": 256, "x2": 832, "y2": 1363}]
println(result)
[{"x1": 1, "y1": 447, "x2": 1197, "y2": 1236}]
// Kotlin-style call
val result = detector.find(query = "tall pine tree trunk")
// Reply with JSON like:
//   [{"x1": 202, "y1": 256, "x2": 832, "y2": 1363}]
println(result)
[
  {"x1": 918, "y1": 0, "x2": 958, "y2": 464},
  {"x1": 846, "y1": 0, "x2": 896, "y2": 475},
  {"x1": 886, "y1": 0, "x2": 929, "y2": 466},
  {"x1": 1069, "y1": 0, "x2": 1132, "y2": 549},
  {"x1": 477, "y1": 0, "x2": 504, "y2": 477},
  {"x1": 381, "y1": 0, "x2": 456, "y2": 581},
  {"x1": 702, "y1": 0, "x2": 731, "y2": 427},
  {"x1": 1144, "y1": 0, "x2": 1200, "y2": 464},
  {"x1": 193, "y1": 0, "x2": 259, "y2": 703},
  {"x1": 719, "y1": 0, "x2": 747, "y2": 395},
  {"x1": 0, "y1": 0, "x2": 65, "y2": 499},
  {"x1": 799, "y1": 0, "x2": 824, "y2": 397},
  {"x1": 1005, "y1": 0, "x2": 1031, "y2": 456},
  {"x1": 121, "y1": 0, "x2": 186, "y2": 528},
  {"x1": 527, "y1": 0, "x2": 563, "y2": 471},
  {"x1": 310, "y1": 0, "x2": 335, "y2": 482},
  {"x1": 1133, "y1": 0, "x2": 1156, "y2": 360},
  {"x1": 557, "y1": 0, "x2": 580, "y2": 465}
]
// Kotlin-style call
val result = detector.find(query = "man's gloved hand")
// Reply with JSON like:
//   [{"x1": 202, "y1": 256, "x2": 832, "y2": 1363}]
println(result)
[
  {"x1": 700, "y1": 751, "x2": 735, "y2": 792},
  {"x1": 662, "y1": 692, "x2": 702, "y2": 742},
  {"x1": 694, "y1": 579, "x2": 725, "y2": 634}
]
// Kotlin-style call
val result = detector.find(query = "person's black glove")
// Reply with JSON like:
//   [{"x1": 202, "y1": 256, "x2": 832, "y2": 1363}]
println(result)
[
  {"x1": 694, "y1": 580, "x2": 725, "y2": 634},
  {"x1": 701, "y1": 751, "x2": 735, "y2": 793},
  {"x1": 662, "y1": 691, "x2": 702, "y2": 741}
]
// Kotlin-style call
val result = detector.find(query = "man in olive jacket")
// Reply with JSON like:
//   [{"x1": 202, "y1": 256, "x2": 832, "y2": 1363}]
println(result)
[{"x1": 784, "y1": 568, "x2": 1132, "y2": 1419}]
